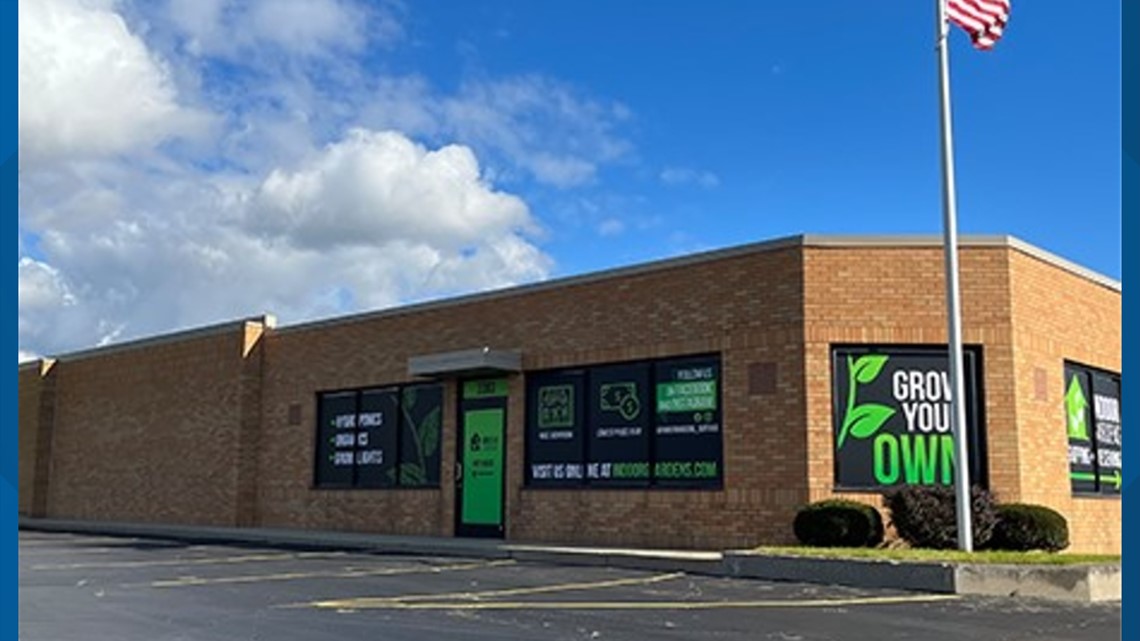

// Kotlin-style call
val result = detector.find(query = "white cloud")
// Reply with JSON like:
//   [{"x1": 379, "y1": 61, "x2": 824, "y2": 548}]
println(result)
[
  {"x1": 17, "y1": 0, "x2": 645, "y2": 359},
  {"x1": 364, "y1": 74, "x2": 633, "y2": 188},
  {"x1": 18, "y1": 257, "x2": 75, "y2": 312},
  {"x1": 248, "y1": 129, "x2": 534, "y2": 250},
  {"x1": 18, "y1": 351, "x2": 41, "y2": 364},
  {"x1": 660, "y1": 167, "x2": 720, "y2": 189},
  {"x1": 597, "y1": 218, "x2": 625, "y2": 237},
  {"x1": 18, "y1": 129, "x2": 550, "y2": 357},
  {"x1": 18, "y1": 0, "x2": 207, "y2": 165},
  {"x1": 162, "y1": 0, "x2": 398, "y2": 59}
]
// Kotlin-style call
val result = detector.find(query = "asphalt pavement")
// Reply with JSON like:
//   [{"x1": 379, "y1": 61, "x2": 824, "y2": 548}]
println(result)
[{"x1": 19, "y1": 531, "x2": 1120, "y2": 641}]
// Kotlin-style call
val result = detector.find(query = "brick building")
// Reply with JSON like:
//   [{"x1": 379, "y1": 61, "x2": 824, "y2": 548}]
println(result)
[{"x1": 17, "y1": 235, "x2": 1122, "y2": 553}]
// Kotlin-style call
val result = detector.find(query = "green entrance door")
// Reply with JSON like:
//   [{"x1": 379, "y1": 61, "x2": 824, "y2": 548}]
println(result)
[{"x1": 456, "y1": 379, "x2": 508, "y2": 538}]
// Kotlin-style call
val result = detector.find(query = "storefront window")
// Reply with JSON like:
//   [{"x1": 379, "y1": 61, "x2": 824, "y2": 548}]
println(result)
[{"x1": 314, "y1": 383, "x2": 443, "y2": 488}]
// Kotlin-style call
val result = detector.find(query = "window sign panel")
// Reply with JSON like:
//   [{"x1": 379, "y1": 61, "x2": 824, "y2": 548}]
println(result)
[
  {"x1": 399, "y1": 384, "x2": 444, "y2": 487},
  {"x1": 527, "y1": 371, "x2": 586, "y2": 486},
  {"x1": 1092, "y1": 374, "x2": 1122, "y2": 495},
  {"x1": 354, "y1": 388, "x2": 398, "y2": 488},
  {"x1": 1066, "y1": 363, "x2": 1122, "y2": 496},
  {"x1": 587, "y1": 363, "x2": 651, "y2": 486},
  {"x1": 523, "y1": 353, "x2": 725, "y2": 489},
  {"x1": 1065, "y1": 365, "x2": 1097, "y2": 494},
  {"x1": 315, "y1": 391, "x2": 358, "y2": 487},
  {"x1": 653, "y1": 357, "x2": 722, "y2": 487},
  {"x1": 313, "y1": 383, "x2": 444, "y2": 489},
  {"x1": 831, "y1": 346, "x2": 985, "y2": 490}
]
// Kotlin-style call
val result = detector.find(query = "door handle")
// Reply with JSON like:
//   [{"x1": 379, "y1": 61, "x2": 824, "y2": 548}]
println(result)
[{"x1": 455, "y1": 461, "x2": 463, "y2": 481}]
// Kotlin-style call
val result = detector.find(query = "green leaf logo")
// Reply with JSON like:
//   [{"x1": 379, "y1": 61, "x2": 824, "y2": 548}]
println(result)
[
  {"x1": 851, "y1": 355, "x2": 889, "y2": 384},
  {"x1": 843, "y1": 403, "x2": 896, "y2": 441},
  {"x1": 837, "y1": 354, "x2": 896, "y2": 449}
]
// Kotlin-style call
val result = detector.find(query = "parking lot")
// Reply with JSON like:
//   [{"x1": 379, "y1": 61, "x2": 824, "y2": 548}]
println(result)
[{"x1": 19, "y1": 531, "x2": 1120, "y2": 641}]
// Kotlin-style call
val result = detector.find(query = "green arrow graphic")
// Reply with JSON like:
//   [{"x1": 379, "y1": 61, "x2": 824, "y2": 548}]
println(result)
[
  {"x1": 1064, "y1": 377, "x2": 1089, "y2": 441},
  {"x1": 1069, "y1": 470, "x2": 1122, "y2": 489}
]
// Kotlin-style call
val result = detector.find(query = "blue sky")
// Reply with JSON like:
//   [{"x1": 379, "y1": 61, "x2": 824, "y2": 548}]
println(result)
[
  {"x1": 402, "y1": 1, "x2": 1121, "y2": 275},
  {"x1": 16, "y1": 0, "x2": 1121, "y2": 358}
]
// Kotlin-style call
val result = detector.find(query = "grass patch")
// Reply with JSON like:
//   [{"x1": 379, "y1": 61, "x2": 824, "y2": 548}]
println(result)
[{"x1": 752, "y1": 546, "x2": 1120, "y2": 565}]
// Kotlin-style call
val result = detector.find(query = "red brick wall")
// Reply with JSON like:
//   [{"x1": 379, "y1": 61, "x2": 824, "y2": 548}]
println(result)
[
  {"x1": 255, "y1": 247, "x2": 807, "y2": 549},
  {"x1": 39, "y1": 324, "x2": 263, "y2": 526},
  {"x1": 802, "y1": 244, "x2": 1017, "y2": 505},
  {"x1": 801, "y1": 243, "x2": 1120, "y2": 553},
  {"x1": 18, "y1": 239, "x2": 1120, "y2": 553},
  {"x1": 18, "y1": 363, "x2": 47, "y2": 516},
  {"x1": 1006, "y1": 250, "x2": 1121, "y2": 553}
]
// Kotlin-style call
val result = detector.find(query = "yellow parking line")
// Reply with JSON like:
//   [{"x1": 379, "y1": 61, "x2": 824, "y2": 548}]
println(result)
[
  {"x1": 32, "y1": 551, "x2": 346, "y2": 571},
  {"x1": 151, "y1": 560, "x2": 516, "y2": 588},
  {"x1": 321, "y1": 593, "x2": 961, "y2": 611},
  {"x1": 308, "y1": 572, "x2": 685, "y2": 610}
]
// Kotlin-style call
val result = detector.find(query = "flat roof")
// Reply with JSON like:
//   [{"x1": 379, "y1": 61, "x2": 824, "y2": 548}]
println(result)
[
  {"x1": 278, "y1": 233, "x2": 1119, "y2": 335},
  {"x1": 23, "y1": 234, "x2": 1120, "y2": 363}
]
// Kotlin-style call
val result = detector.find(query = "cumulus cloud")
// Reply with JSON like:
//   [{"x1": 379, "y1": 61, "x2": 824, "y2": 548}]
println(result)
[
  {"x1": 17, "y1": 0, "x2": 640, "y2": 359},
  {"x1": 18, "y1": 0, "x2": 207, "y2": 165},
  {"x1": 18, "y1": 257, "x2": 75, "y2": 313},
  {"x1": 247, "y1": 130, "x2": 534, "y2": 250},
  {"x1": 660, "y1": 166, "x2": 720, "y2": 189},
  {"x1": 18, "y1": 129, "x2": 550, "y2": 357}
]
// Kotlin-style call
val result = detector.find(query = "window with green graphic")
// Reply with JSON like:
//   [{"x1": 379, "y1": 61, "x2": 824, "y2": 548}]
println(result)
[
  {"x1": 314, "y1": 383, "x2": 444, "y2": 489},
  {"x1": 526, "y1": 370, "x2": 586, "y2": 487},
  {"x1": 1064, "y1": 362, "x2": 1121, "y2": 497},
  {"x1": 830, "y1": 346, "x2": 987, "y2": 491},
  {"x1": 525, "y1": 354, "x2": 722, "y2": 489}
]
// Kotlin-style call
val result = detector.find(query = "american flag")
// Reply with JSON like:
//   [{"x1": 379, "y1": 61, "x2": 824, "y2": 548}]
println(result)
[{"x1": 946, "y1": 0, "x2": 1011, "y2": 50}]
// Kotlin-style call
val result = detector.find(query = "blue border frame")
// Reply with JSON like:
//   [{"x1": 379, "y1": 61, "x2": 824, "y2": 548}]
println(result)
[
  {"x1": 1122, "y1": 0, "x2": 1136, "y2": 635},
  {"x1": 4, "y1": 0, "x2": 17, "y2": 637},
  {"x1": 2, "y1": 1, "x2": 1130, "y2": 637}
]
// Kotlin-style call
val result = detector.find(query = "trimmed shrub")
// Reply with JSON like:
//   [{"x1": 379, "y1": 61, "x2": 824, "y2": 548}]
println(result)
[
  {"x1": 884, "y1": 485, "x2": 997, "y2": 550},
  {"x1": 793, "y1": 499, "x2": 884, "y2": 547},
  {"x1": 989, "y1": 504, "x2": 1070, "y2": 552}
]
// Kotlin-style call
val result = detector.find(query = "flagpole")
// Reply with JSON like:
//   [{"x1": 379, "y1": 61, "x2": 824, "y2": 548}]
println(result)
[{"x1": 935, "y1": 0, "x2": 974, "y2": 552}]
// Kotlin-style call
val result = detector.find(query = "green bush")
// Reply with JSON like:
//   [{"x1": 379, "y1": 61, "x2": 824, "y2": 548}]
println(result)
[
  {"x1": 884, "y1": 485, "x2": 997, "y2": 550},
  {"x1": 988, "y1": 504, "x2": 1070, "y2": 552},
  {"x1": 793, "y1": 499, "x2": 884, "y2": 547}
]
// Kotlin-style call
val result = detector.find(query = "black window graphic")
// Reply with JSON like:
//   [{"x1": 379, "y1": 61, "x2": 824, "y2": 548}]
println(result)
[
  {"x1": 1064, "y1": 362, "x2": 1121, "y2": 497},
  {"x1": 831, "y1": 346, "x2": 986, "y2": 491},
  {"x1": 587, "y1": 363, "x2": 652, "y2": 486},
  {"x1": 314, "y1": 383, "x2": 444, "y2": 489},
  {"x1": 524, "y1": 355, "x2": 723, "y2": 489},
  {"x1": 526, "y1": 370, "x2": 586, "y2": 487},
  {"x1": 654, "y1": 357, "x2": 722, "y2": 488},
  {"x1": 399, "y1": 385, "x2": 444, "y2": 487}
]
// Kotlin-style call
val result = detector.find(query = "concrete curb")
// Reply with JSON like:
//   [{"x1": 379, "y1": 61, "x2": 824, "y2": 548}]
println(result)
[
  {"x1": 723, "y1": 551, "x2": 956, "y2": 592},
  {"x1": 20, "y1": 519, "x2": 1118, "y2": 602},
  {"x1": 723, "y1": 551, "x2": 1121, "y2": 603},
  {"x1": 954, "y1": 563, "x2": 1121, "y2": 602}
]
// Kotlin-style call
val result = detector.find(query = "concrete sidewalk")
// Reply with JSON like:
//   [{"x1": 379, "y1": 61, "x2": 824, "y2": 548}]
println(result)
[{"x1": 20, "y1": 517, "x2": 1119, "y2": 602}]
